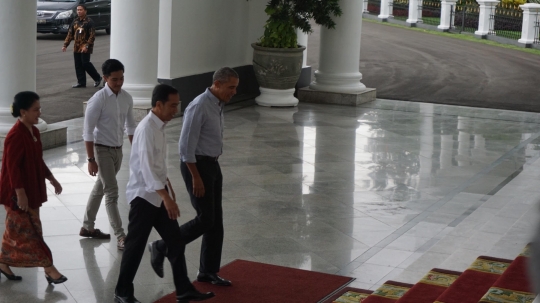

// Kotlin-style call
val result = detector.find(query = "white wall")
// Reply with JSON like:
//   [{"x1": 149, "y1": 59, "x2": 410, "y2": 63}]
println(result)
[
  {"x1": 158, "y1": 0, "x2": 268, "y2": 80},
  {"x1": 246, "y1": 0, "x2": 269, "y2": 63}
]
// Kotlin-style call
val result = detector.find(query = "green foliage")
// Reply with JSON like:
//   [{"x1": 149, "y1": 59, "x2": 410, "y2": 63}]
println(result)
[
  {"x1": 501, "y1": 0, "x2": 525, "y2": 5},
  {"x1": 258, "y1": 0, "x2": 342, "y2": 49}
]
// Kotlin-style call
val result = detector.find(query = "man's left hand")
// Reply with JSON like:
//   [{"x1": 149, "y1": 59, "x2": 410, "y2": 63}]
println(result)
[{"x1": 163, "y1": 196, "x2": 180, "y2": 220}]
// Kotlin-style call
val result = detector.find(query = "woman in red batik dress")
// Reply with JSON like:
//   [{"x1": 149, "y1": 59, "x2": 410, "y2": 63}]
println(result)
[{"x1": 0, "y1": 91, "x2": 68, "y2": 284}]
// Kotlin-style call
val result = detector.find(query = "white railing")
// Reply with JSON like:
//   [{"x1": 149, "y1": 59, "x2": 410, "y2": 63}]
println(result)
[{"x1": 363, "y1": 0, "x2": 540, "y2": 46}]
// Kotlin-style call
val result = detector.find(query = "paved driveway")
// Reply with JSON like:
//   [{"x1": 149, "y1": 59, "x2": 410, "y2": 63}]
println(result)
[
  {"x1": 36, "y1": 21, "x2": 540, "y2": 123},
  {"x1": 308, "y1": 21, "x2": 540, "y2": 112},
  {"x1": 37, "y1": 31, "x2": 109, "y2": 123}
]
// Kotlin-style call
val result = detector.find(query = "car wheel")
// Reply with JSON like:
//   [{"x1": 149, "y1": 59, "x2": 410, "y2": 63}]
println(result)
[{"x1": 105, "y1": 27, "x2": 110, "y2": 35}]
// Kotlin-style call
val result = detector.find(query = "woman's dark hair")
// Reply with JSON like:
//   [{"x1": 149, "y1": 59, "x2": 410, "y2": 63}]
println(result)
[
  {"x1": 77, "y1": 4, "x2": 87, "y2": 11},
  {"x1": 12, "y1": 91, "x2": 39, "y2": 118},
  {"x1": 102, "y1": 59, "x2": 125, "y2": 77},
  {"x1": 151, "y1": 84, "x2": 178, "y2": 107}
]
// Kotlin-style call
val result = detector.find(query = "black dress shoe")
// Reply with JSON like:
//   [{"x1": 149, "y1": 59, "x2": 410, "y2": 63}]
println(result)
[
  {"x1": 114, "y1": 294, "x2": 141, "y2": 303},
  {"x1": 197, "y1": 272, "x2": 232, "y2": 286},
  {"x1": 176, "y1": 290, "x2": 215, "y2": 302},
  {"x1": 72, "y1": 83, "x2": 86, "y2": 88},
  {"x1": 94, "y1": 78, "x2": 102, "y2": 87},
  {"x1": 0, "y1": 268, "x2": 22, "y2": 280},
  {"x1": 148, "y1": 241, "x2": 165, "y2": 278},
  {"x1": 45, "y1": 274, "x2": 68, "y2": 284}
]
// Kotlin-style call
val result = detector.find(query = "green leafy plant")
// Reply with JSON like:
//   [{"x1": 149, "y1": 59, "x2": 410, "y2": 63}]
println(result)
[{"x1": 258, "y1": 0, "x2": 342, "y2": 48}]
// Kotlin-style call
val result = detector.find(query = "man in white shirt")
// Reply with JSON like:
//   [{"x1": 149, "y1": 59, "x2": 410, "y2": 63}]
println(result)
[
  {"x1": 81, "y1": 59, "x2": 136, "y2": 250},
  {"x1": 150, "y1": 68, "x2": 238, "y2": 288},
  {"x1": 114, "y1": 84, "x2": 214, "y2": 303}
]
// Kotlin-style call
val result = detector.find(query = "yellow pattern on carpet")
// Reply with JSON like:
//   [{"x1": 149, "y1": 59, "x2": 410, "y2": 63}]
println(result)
[
  {"x1": 469, "y1": 258, "x2": 510, "y2": 275},
  {"x1": 372, "y1": 283, "x2": 411, "y2": 299},
  {"x1": 332, "y1": 291, "x2": 370, "y2": 303},
  {"x1": 419, "y1": 270, "x2": 460, "y2": 288}
]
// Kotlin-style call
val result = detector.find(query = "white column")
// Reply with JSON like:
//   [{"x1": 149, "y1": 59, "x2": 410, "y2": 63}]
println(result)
[
  {"x1": 157, "y1": 0, "x2": 173, "y2": 79},
  {"x1": 419, "y1": 0, "x2": 424, "y2": 23},
  {"x1": 0, "y1": 0, "x2": 46, "y2": 133},
  {"x1": 364, "y1": 0, "x2": 369, "y2": 13},
  {"x1": 310, "y1": 0, "x2": 366, "y2": 94},
  {"x1": 296, "y1": 29, "x2": 308, "y2": 68},
  {"x1": 110, "y1": 0, "x2": 159, "y2": 107},
  {"x1": 475, "y1": 0, "x2": 499, "y2": 37},
  {"x1": 407, "y1": 0, "x2": 422, "y2": 24},
  {"x1": 518, "y1": 4, "x2": 540, "y2": 45},
  {"x1": 379, "y1": 0, "x2": 393, "y2": 20},
  {"x1": 438, "y1": 0, "x2": 458, "y2": 30}
]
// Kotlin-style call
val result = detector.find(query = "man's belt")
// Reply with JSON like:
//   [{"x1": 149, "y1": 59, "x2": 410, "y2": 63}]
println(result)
[
  {"x1": 195, "y1": 155, "x2": 219, "y2": 162},
  {"x1": 95, "y1": 143, "x2": 122, "y2": 149}
]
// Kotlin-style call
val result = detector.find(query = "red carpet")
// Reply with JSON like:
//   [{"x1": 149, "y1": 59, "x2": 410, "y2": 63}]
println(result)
[
  {"x1": 479, "y1": 246, "x2": 535, "y2": 303},
  {"x1": 154, "y1": 260, "x2": 354, "y2": 303},
  {"x1": 363, "y1": 281, "x2": 414, "y2": 303},
  {"x1": 321, "y1": 287, "x2": 372, "y2": 303},
  {"x1": 434, "y1": 256, "x2": 511, "y2": 303},
  {"x1": 395, "y1": 269, "x2": 461, "y2": 303}
]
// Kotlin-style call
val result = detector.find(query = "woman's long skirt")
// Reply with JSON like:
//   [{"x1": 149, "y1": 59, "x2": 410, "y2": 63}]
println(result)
[{"x1": 0, "y1": 206, "x2": 53, "y2": 267}]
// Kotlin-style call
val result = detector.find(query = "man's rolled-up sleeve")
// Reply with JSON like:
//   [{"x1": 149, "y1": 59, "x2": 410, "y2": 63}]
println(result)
[{"x1": 179, "y1": 104, "x2": 203, "y2": 163}]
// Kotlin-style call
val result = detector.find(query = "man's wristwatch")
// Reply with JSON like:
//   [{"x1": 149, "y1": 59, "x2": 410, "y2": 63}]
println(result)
[{"x1": 88, "y1": 157, "x2": 95, "y2": 163}]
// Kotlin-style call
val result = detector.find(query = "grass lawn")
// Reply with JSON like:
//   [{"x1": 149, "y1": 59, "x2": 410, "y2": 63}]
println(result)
[{"x1": 494, "y1": 30, "x2": 521, "y2": 40}]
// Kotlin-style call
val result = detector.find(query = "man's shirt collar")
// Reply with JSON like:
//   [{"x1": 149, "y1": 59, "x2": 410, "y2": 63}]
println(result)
[
  {"x1": 205, "y1": 88, "x2": 222, "y2": 106},
  {"x1": 149, "y1": 111, "x2": 167, "y2": 130},
  {"x1": 104, "y1": 83, "x2": 121, "y2": 97}
]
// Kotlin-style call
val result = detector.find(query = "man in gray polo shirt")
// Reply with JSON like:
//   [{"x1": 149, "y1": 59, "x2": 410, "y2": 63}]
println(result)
[
  {"x1": 81, "y1": 59, "x2": 136, "y2": 250},
  {"x1": 149, "y1": 67, "x2": 238, "y2": 287}
]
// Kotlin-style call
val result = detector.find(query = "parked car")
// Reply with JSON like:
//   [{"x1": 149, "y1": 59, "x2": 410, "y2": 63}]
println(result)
[{"x1": 37, "y1": 0, "x2": 111, "y2": 35}]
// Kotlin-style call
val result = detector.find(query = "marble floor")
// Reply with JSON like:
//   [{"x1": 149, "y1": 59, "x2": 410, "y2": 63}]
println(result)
[{"x1": 1, "y1": 99, "x2": 540, "y2": 302}]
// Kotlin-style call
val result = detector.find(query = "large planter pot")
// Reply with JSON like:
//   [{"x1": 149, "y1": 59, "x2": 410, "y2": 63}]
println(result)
[{"x1": 252, "y1": 43, "x2": 306, "y2": 107}]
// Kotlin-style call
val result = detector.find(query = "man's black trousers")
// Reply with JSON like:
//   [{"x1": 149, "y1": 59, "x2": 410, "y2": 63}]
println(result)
[
  {"x1": 174, "y1": 160, "x2": 224, "y2": 274},
  {"x1": 115, "y1": 197, "x2": 193, "y2": 298},
  {"x1": 73, "y1": 52, "x2": 100, "y2": 85}
]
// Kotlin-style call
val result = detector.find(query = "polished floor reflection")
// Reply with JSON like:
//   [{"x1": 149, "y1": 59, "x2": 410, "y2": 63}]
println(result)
[{"x1": 1, "y1": 99, "x2": 539, "y2": 302}]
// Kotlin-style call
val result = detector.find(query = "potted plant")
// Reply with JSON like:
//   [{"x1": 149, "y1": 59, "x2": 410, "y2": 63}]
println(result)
[{"x1": 252, "y1": 0, "x2": 342, "y2": 107}]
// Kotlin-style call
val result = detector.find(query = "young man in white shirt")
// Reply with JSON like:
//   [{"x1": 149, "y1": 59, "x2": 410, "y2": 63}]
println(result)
[
  {"x1": 114, "y1": 84, "x2": 214, "y2": 303},
  {"x1": 81, "y1": 59, "x2": 136, "y2": 250}
]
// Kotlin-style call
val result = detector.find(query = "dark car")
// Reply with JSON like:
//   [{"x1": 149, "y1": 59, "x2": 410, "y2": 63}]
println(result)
[{"x1": 37, "y1": 0, "x2": 111, "y2": 34}]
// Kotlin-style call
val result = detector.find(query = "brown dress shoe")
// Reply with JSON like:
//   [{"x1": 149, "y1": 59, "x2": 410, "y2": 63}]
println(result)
[{"x1": 79, "y1": 227, "x2": 111, "y2": 239}]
